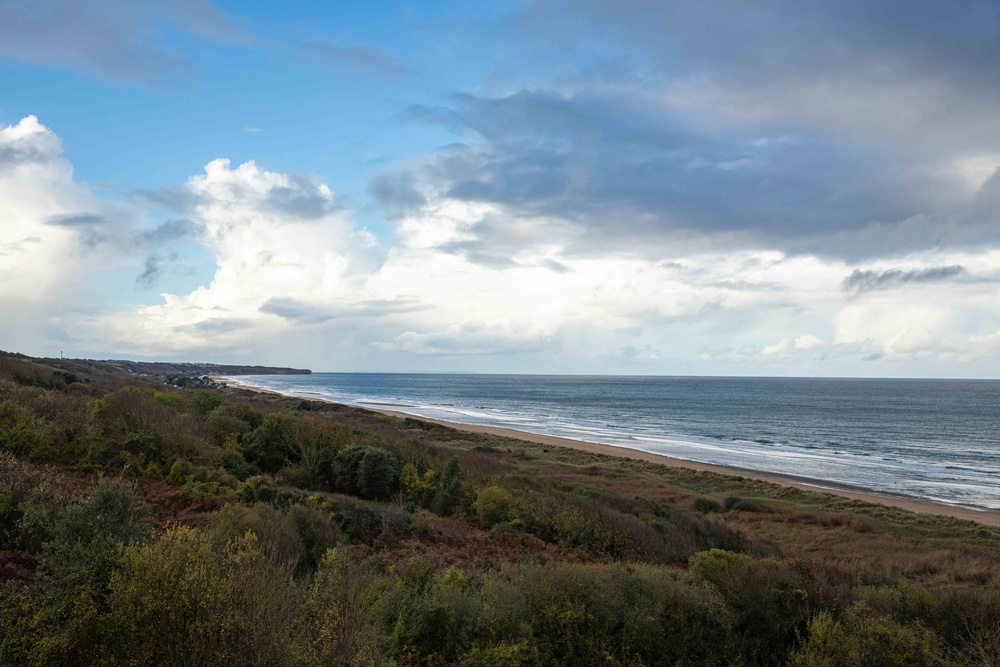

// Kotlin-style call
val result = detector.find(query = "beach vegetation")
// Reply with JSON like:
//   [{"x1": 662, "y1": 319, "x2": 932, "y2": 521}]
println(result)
[{"x1": 0, "y1": 352, "x2": 999, "y2": 665}]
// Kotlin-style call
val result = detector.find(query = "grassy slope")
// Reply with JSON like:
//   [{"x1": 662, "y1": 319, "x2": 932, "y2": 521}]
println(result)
[{"x1": 1, "y1": 353, "x2": 998, "y2": 666}]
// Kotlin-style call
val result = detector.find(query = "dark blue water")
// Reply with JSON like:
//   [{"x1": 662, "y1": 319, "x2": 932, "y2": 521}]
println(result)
[{"x1": 231, "y1": 374, "x2": 1000, "y2": 511}]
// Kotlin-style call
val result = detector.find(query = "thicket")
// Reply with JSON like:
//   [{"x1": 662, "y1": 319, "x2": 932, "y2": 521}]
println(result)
[{"x1": 0, "y1": 353, "x2": 998, "y2": 665}]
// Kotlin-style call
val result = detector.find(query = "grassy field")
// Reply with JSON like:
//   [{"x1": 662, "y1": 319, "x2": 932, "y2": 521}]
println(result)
[{"x1": 1, "y1": 351, "x2": 998, "y2": 666}]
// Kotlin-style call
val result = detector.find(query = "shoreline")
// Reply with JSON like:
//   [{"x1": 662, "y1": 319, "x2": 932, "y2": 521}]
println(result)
[{"x1": 215, "y1": 377, "x2": 1000, "y2": 527}]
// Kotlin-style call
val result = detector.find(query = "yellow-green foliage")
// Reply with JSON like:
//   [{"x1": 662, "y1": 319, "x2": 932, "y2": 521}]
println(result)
[
  {"x1": 789, "y1": 603, "x2": 943, "y2": 667},
  {"x1": 297, "y1": 548, "x2": 383, "y2": 667},
  {"x1": 401, "y1": 463, "x2": 440, "y2": 507},
  {"x1": 474, "y1": 485, "x2": 514, "y2": 527},
  {"x1": 104, "y1": 525, "x2": 303, "y2": 666},
  {"x1": 689, "y1": 549, "x2": 815, "y2": 666}
]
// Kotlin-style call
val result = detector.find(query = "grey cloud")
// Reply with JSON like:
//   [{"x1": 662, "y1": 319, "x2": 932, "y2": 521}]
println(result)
[
  {"x1": 0, "y1": 137, "x2": 61, "y2": 170},
  {"x1": 369, "y1": 170, "x2": 427, "y2": 219},
  {"x1": 136, "y1": 253, "x2": 163, "y2": 289},
  {"x1": 391, "y1": 90, "x2": 921, "y2": 259},
  {"x1": 374, "y1": 324, "x2": 553, "y2": 356},
  {"x1": 138, "y1": 174, "x2": 342, "y2": 222},
  {"x1": 189, "y1": 318, "x2": 253, "y2": 334},
  {"x1": 842, "y1": 265, "x2": 966, "y2": 294},
  {"x1": 303, "y1": 42, "x2": 408, "y2": 80},
  {"x1": 260, "y1": 297, "x2": 428, "y2": 324},
  {"x1": 136, "y1": 218, "x2": 202, "y2": 246},
  {"x1": 0, "y1": 236, "x2": 42, "y2": 257},
  {"x1": 543, "y1": 258, "x2": 569, "y2": 273},
  {"x1": 260, "y1": 298, "x2": 333, "y2": 324},
  {"x1": 527, "y1": 0, "x2": 1000, "y2": 151},
  {"x1": 0, "y1": 0, "x2": 247, "y2": 83},
  {"x1": 45, "y1": 214, "x2": 106, "y2": 228},
  {"x1": 161, "y1": 0, "x2": 250, "y2": 45},
  {"x1": 43, "y1": 213, "x2": 114, "y2": 250},
  {"x1": 364, "y1": 0, "x2": 1000, "y2": 265},
  {"x1": 266, "y1": 177, "x2": 344, "y2": 219}
]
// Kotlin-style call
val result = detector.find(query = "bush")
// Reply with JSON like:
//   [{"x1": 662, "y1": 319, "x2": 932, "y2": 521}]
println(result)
[
  {"x1": 0, "y1": 479, "x2": 147, "y2": 665},
  {"x1": 335, "y1": 446, "x2": 400, "y2": 500},
  {"x1": 0, "y1": 400, "x2": 38, "y2": 456},
  {"x1": 790, "y1": 603, "x2": 944, "y2": 667},
  {"x1": 435, "y1": 456, "x2": 462, "y2": 516},
  {"x1": 401, "y1": 463, "x2": 439, "y2": 509},
  {"x1": 689, "y1": 549, "x2": 814, "y2": 666},
  {"x1": 298, "y1": 548, "x2": 383, "y2": 666},
  {"x1": 188, "y1": 390, "x2": 222, "y2": 417},
  {"x1": 723, "y1": 496, "x2": 772, "y2": 512},
  {"x1": 207, "y1": 412, "x2": 251, "y2": 445},
  {"x1": 244, "y1": 413, "x2": 299, "y2": 473},
  {"x1": 235, "y1": 475, "x2": 277, "y2": 504},
  {"x1": 103, "y1": 525, "x2": 303, "y2": 666},
  {"x1": 694, "y1": 497, "x2": 722, "y2": 513},
  {"x1": 474, "y1": 486, "x2": 514, "y2": 527}
]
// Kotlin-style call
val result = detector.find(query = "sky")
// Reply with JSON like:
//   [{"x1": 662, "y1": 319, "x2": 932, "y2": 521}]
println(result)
[{"x1": 2, "y1": 0, "x2": 1000, "y2": 377}]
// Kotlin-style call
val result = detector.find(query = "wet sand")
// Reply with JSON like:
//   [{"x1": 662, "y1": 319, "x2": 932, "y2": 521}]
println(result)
[{"x1": 215, "y1": 377, "x2": 1000, "y2": 527}]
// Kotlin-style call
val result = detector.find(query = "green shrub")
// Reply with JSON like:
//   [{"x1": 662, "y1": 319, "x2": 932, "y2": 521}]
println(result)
[
  {"x1": 515, "y1": 562, "x2": 738, "y2": 666},
  {"x1": 474, "y1": 486, "x2": 514, "y2": 527},
  {"x1": 790, "y1": 603, "x2": 944, "y2": 667},
  {"x1": 244, "y1": 413, "x2": 299, "y2": 473},
  {"x1": 689, "y1": 549, "x2": 813, "y2": 666},
  {"x1": 207, "y1": 412, "x2": 251, "y2": 445},
  {"x1": 435, "y1": 456, "x2": 462, "y2": 516},
  {"x1": 694, "y1": 497, "x2": 722, "y2": 513},
  {"x1": 235, "y1": 475, "x2": 277, "y2": 504},
  {"x1": 723, "y1": 496, "x2": 772, "y2": 512},
  {"x1": 401, "y1": 463, "x2": 439, "y2": 508},
  {"x1": 220, "y1": 449, "x2": 255, "y2": 481},
  {"x1": 188, "y1": 390, "x2": 222, "y2": 417},
  {"x1": 0, "y1": 479, "x2": 147, "y2": 665},
  {"x1": 298, "y1": 548, "x2": 384, "y2": 666},
  {"x1": 209, "y1": 402, "x2": 263, "y2": 430},
  {"x1": 0, "y1": 400, "x2": 39, "y2": 456},
  {"x1": 104, "y1": 525, "x2": 302, "y2": 666},
  {"x1": 335, "y1": 446, "x2": 401, "y2": 500}
]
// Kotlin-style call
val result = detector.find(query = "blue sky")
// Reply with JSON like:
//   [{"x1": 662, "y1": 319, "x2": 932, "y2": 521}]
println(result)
[{"x1": 3, "y1": 0, "x2": 1000, "y2": 376}]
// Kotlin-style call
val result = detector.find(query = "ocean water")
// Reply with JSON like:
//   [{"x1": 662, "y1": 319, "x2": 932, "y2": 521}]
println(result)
[{"x1": 230, "y1": 373, "x2": 1000, "y2": 512}]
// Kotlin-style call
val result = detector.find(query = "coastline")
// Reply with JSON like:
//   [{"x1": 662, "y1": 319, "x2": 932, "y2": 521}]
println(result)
[{"x1": 215, "y1": 377, "x2": 1000, "y2": 527}]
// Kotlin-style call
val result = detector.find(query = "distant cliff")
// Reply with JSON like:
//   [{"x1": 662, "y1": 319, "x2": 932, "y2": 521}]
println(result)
[
  {"x1": 0, "y1": 351, "x2": 311, "y2": 379},
  {"x1": 93, "y1": 360, "x2": 312, "y2": 376}
]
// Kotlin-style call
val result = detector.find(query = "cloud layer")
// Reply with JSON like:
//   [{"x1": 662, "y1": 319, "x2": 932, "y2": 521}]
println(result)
[{"x1": 4, "y1": 1, "x2": 1000, "y2": 375}]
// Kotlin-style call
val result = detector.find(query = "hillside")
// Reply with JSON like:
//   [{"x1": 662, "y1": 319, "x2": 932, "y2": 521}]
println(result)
[{"x1": 0, "y1": 352, "x2": 998, "y2": 666}]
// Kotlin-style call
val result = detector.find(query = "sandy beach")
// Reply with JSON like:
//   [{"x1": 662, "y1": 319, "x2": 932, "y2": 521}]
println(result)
[{"x1": 216, "y1": 377, "x2": 1000, "y2": 527}]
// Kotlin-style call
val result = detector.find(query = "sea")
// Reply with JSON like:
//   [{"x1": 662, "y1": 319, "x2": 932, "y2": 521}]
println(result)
[{"x1": 227, "y1": 373, "x2": 1000, "y2": 512}]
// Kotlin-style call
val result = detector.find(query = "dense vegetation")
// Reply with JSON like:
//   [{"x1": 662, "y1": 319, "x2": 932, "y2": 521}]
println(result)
[{"x1": 0, "y1": 351, "x2": 998, "y2": 665}]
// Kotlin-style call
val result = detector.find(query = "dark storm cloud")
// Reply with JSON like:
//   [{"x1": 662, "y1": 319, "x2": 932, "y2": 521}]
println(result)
[
  {"x1": 0, "y1": 0, "x2": 247, "y2": 83},
  {"x1": 842, "y1": 265, "x2": 966, "y2": 294},
  {"x1": 303, "y1": 42, "x2": 408, "y2": 80}
]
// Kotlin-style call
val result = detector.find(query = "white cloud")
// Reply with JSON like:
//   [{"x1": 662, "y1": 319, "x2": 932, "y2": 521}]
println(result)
[
  {"x1": 6, "y1": 115, "x2": 1000, "y2": 376},
  {"x1": 0, "y1": 116, "x2": 115, "y2": 301}
]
